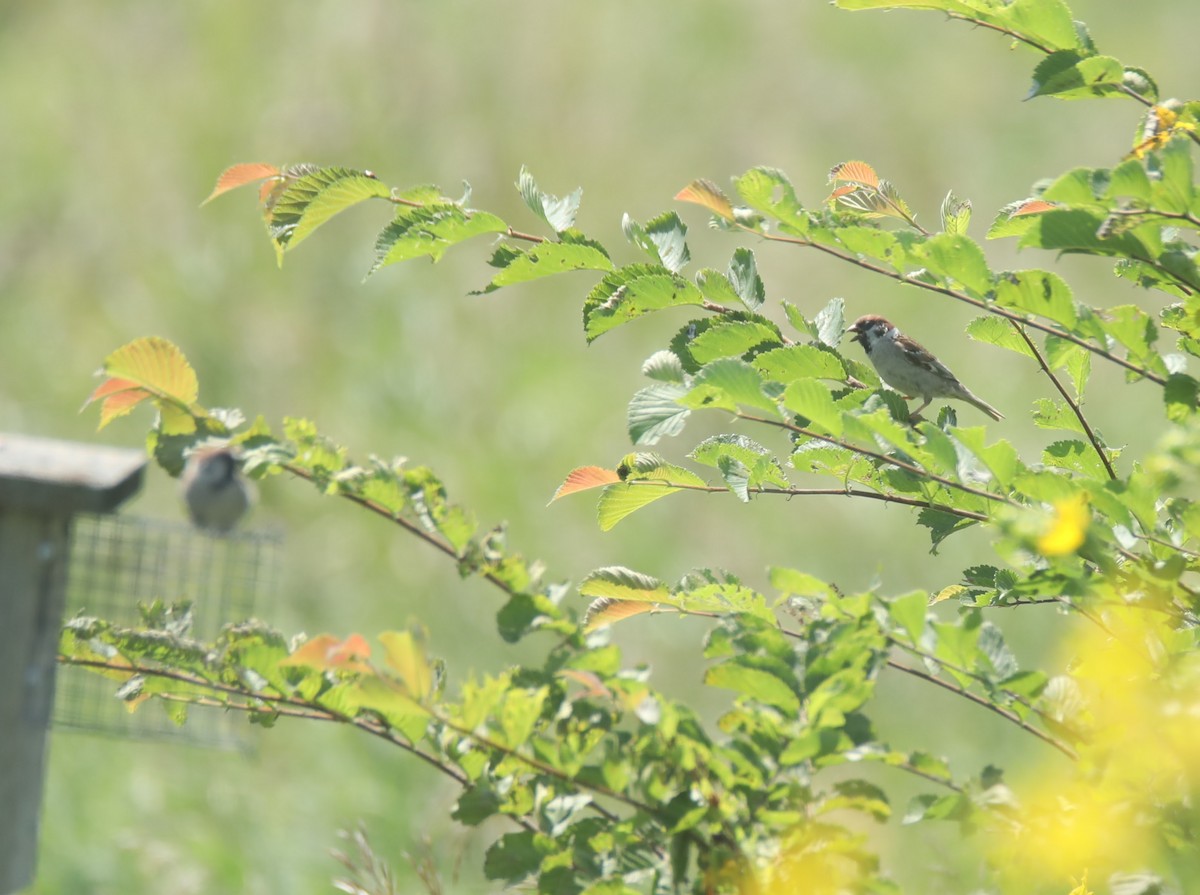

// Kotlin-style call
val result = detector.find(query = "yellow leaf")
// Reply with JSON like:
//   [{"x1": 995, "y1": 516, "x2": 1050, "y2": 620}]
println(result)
[
  {"x1": 674, "y1": 179, "x2": 735, "y2": 221},
  {"x1": 1037, "y1": 495, "x2": 1090, "y2": 556},
  {"x1": 379, "y1": 630, "x2": 433, "y2": 701}
]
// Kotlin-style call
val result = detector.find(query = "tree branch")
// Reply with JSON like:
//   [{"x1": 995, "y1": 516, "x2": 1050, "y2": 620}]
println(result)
[
  {"x1": 750, "y1": 229, "x2": 1169, "y2": 386},
  {"x1": 1007, "y1": 321, "x2": 1117, "y2": 480}
]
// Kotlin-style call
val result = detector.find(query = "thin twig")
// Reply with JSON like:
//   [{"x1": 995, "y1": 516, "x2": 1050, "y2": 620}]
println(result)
[
  {"x1": 1007, "y1": 321, "x2": 1117, "y2": 480},
  {"x1": 749, "y1": 229, "x2": 1169, "y2": 386},
  {"x1": 624, "y1": 479, "x2": 989, "y2": 523},
  {"x1": 738, "y1": 412, "x2": 1018, "y2": 508},
  {"x1": 885, "y1": 658, "x2": 1077, "y2": 761}
]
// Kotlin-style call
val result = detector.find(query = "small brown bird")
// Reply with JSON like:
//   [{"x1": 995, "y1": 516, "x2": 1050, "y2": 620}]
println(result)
[
  {"x1": 181, "y1": 447, "x2": 253, "y2": 533},
  {"x1": 847, "y1": 315, "x2": 1003, "y2": 421}
]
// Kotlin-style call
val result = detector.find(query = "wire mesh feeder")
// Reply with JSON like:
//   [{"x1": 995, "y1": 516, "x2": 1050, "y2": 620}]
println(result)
[{"x1": 53, "y1": 513, "x2": 280, "y2": 749}]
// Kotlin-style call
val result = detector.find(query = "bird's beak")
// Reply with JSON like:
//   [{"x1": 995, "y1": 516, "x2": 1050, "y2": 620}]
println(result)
[{"x1": 846, "y1": 324, "x2": 859, "y2": 334}]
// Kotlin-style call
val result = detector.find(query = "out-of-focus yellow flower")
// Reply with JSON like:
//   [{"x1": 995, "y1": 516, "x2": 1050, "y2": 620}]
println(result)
[{"x1": 1037, "y1": 495, "x2": 1090, "y2": 556}]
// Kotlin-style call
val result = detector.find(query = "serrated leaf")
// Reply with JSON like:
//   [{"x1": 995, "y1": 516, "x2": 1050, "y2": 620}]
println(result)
[
  {"x1": 733, "y1": 167, "x2": 809, "y2": 235},
  {"x1": 705, "y1": 662, "x2": 800, "y2": 714},
  {"x1": 475, "y1": 239, "x2": 612, "y2": 294},
  {"x1": 623, "y1": 211, "x2": 690, "y2": 273},
  {"x1": 728, "y1": 247, "x2": 765, "y2": 311},
  {"x1": 1028, "y1": 51, "x2": 1127, "y2": 100},
  {"x1": 993, "y1": 269, "x2": 1077, "y2": 328},
  {"x1": 642, "y1": 350, "x2": 686, "y2": 383},
  {"x1": 940, "y1": 190, "x2": 972, "y2": 235},
  {"x1": 783, "y1": 379, "x2": 843, "y2": 436},
  {"x1": 1032, "y1": 398, "x2": 1086, "y2": 434},
  {"x1": 596, "y1": 470, "x2": 702, "y2": 531},
  {"x1": 814, "y1": 297, "x2": 846, "y2": 348},
  {"x1": 987, "y1": 198, "x2": 1058, "y2": 239},
  {"x1": 583, "y1": 266, "x2": 705, "y2": 342},
  {"x1": 583, "y1": 598, "x2": 656, "y2": 632},
  {"x1": 966, "y1": 316, "x2": 1035, "y2": 358},
  {"x1": 628, "y1": 382, "x2": 691, "y2": 445},
  {"x1": 675, "y1": 178, "x2": 735, "y2": 221},
  {"x1": 551, "y1": 466, "x2": 622, "y2": 502},
  {"x1": 86, "y1": 337, "x2": 202, "y2": 434},
  {"x1": 753, "y1": 345, "x2": 846, "y2": 383},
  {"x1": 689, "y1": 319, "x2": 783, "y2": 364},
  {"x1": 518, "y1": 166, "x2": 581, "y2": 232},
  {"x1": 379, "y1": 630, "x2": 433, "y2": 701},
  {"x1": 202, "y1": 162, "x2": 281, "y2": 205},
  {"x1": 679, "y1": 358, "x2": 778, "y2": 414},
  {"x1": 695, "y1": 268, "x2": 742, "y2": 307},
  {"x1": 266, "y1": 167, "x2": 391, "y2": 255},
  {"x1": 1044, "y1": 335, "x2": 1091, "y2": 396},
  {"x1": 371, "y1": 205, "x2": 508, "y2": 272},
  {"x1": 917, "y1": 233, "x2": 992, "y2": 295},
  {"x1": 829, "y1": 160, "x2": 879, "y2": 189}
]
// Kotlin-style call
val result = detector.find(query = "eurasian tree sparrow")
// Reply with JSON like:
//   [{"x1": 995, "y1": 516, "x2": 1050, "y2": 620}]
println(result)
[
  {"x1": 181, "y1": 447, "x2": 253, "y2": 533},
  {"x1": 846, "y1": 314, "x2": 1003, "y2": 421}
]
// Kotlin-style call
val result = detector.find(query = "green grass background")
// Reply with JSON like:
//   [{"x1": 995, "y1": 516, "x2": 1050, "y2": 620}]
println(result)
[{"x1": 2, "y1": 1, "x2": 1195, "y2": 891}]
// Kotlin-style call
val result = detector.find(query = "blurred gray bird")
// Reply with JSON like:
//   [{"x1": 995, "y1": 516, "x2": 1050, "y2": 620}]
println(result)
[{"x1": 181, "y1": 447, "x2": 253, "y2": 533}]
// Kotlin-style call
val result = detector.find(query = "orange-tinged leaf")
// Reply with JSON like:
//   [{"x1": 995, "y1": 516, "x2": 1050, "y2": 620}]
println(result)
[
  {"x1": 281, "y1": 633, "x2": 373, "y2": 672},
  {"x1": 379, "y1": 631, "x2": 433, "y2": 701},
  {"x1": 558, "y1": 669, "x2": 613, "y2": 700},
  {"x1": 1010, "y1": 199, "x2": 1058, "y2": 217},
  {"x1": 102, "y1": 337, "x2": 199, "y2": 405},
  {"x1": 583, "y1": 597, "x2": 655, "y2": 632},
  {"x1": 829, "y1": 160, "x2": 879, "y2": 188},
  {"x1": 550, "y1": 465, "x2": 622, "y2": 503},
  {"x1": 675, "y1": 179, "x2": 735, "y2": 221},
  {"x1": 85, "y1": 337, "x2": 202, "y2": 433},
  {"x1": 202, "y1": 163, "x2": 281, "y2": 205}
]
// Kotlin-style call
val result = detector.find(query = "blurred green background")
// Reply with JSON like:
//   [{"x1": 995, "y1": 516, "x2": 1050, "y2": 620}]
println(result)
[{"x1": 2, "y1": 1, "x2": 1195, "y2": 891}]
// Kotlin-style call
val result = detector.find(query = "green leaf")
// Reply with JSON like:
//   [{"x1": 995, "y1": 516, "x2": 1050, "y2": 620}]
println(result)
[
  {"x1": 992, "y1": 269, "x2": 1077, "y2": 328},
  {"x1": 1165, "y1": 373, "x2": 1200, "y2": 421},
  {"x1": 728, "y1": 247, "x2": 766, "y2": 311},
  {"x1": 485, "y1": 832, "x2": 547, "y2": 884},
  {"x1": 695, "y1": 268, "x2": 742, "y2": 307},
  {"x1": 595, "y1": 459, "x2": 707, "y2": 531},
  {"x1": 623, "y1": 211, "x2": 690, "y2": 273},
  {"x1": 475, "y1": 238, "x2": 613, "y2": 294},
  {"x1": 940, "y1": 191, "x2": 972, "y2": 236},
  {"x1": 1044, "y1": 335, "x2": 1091, "y2": 396},
  {"x1": 1043, "y1": 440, "x2": 1107, "y2": 478},
  {"x1": 371, "y1": 204, "x2": 508, "y2": 272},
  {"x1": 579, "y1": 566, "x2": 670, "y2": 602},
  {"x1": 1028, "y1": 51, "x2": 1128, "y2": 100},
  {"x1": 705, "y1": 661, "x2": 801, "y2": 714},
  {"x1": 518, "y1": 166, "x2": 582, "y2": 232},
  {"x1": 583, "y1": 265, "x2": 705, "y2": 342},
  {"x1": 753, "y1": 344, "x2": 846, "y2": 383},
  {"x1": 267, "y1": 167, "x2": 391, "y2": 255},
  {"x1": 782, "y1": 379, "x2": 843, "y2": 437},
  {"x1": 1032, "y1": 398, "x2": 1085, "y2": 434},
  {"x1": 628, "y1": 383, "x2": 691, "y2": 445},
  {"x1": 689, "y1": 319, "x2": 784, "y2": 364},
  {"x1": 642, "y1": 350, "x2": 686, "y2": 383},
  {"x1": 916, "y1": 233, "x2": 991, "y2": 295},
  {"x1": 839, "y1": 0, "x2": 1082, "y2": 50},
  {"x1": 679, "y1": 358, "x2": 779, "y2": 414},
  {"x1": 965, "y1": 316, "x2": 1035, "y2": 358},
  {"x1": 733, "y1": 167, "x2": 809, "y2": 236},
  {"x1": 887, "y1": 591, "x2": 930, "y2": 644},
  {"x1": 814, "y1": 296, "x2": 847, "y2": 348}
]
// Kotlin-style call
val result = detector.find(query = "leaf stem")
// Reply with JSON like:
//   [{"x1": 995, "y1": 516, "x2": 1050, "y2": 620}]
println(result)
[
  {"x1": 884, "y1": 658, "x2": 1077, "y2": 761},
  {"x1": 750, "y1": 229, "x2": 1169, "y2": 386},
  {"x1": 738, "y1": 412, "x2": 1019, "y2": 508},
  {"x1": 1007, "y1": 321, "x2": 1116, "y2": 480}
]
